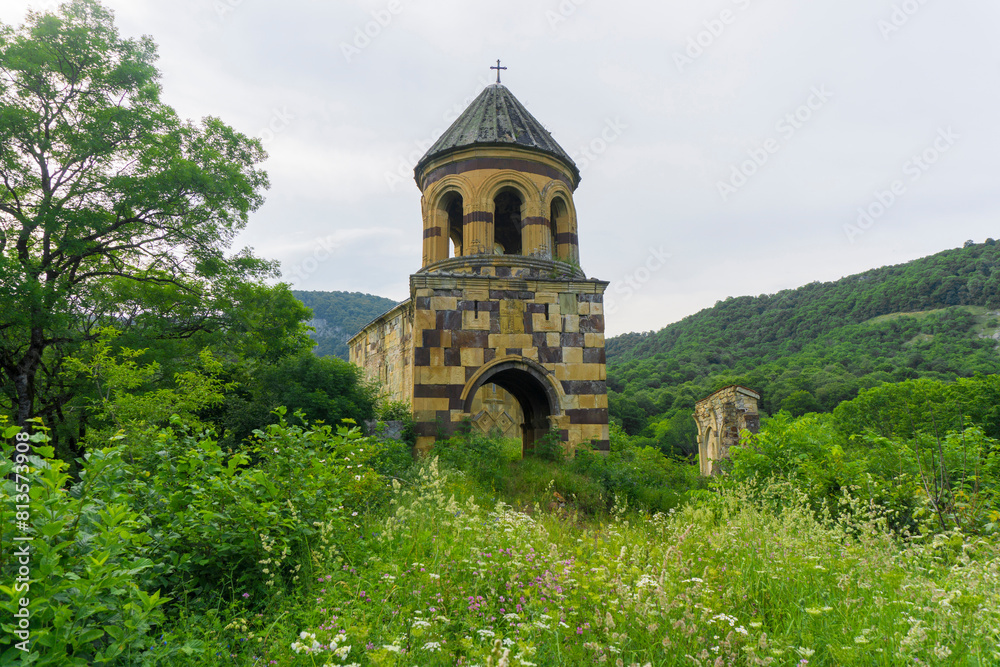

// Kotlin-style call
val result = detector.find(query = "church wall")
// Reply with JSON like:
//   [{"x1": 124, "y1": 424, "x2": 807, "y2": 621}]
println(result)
[
  {"x1": 348, "y1": 301, "x2": 414, "y2": 406},
  {"x1": 409, "y1": 259, "x2": 609, "y2": 455}
]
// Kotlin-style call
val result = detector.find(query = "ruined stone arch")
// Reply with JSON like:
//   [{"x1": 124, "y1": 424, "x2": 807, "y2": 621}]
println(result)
[{"x1": 461, "y1": 356, "x2": 565, "y2": 454}]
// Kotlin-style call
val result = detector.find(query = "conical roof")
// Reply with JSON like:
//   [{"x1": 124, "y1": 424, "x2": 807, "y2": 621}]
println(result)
[{"x1": 415, "y1": 84, "x2": 579, "y2": 183}]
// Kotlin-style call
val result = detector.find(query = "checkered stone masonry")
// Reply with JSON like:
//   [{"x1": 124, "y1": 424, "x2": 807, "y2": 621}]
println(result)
[{"x1": 409, "y1": 271, "x2": 609, "y2": 455}]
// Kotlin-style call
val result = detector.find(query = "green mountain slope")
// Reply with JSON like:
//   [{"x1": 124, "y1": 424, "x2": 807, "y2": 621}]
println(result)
[
  {"x1": 292, "y1": 290, "x2": 399, "y2": 360},
  {"x1": 606, "y1": 241, "x2": 1000, "y2": 453}
]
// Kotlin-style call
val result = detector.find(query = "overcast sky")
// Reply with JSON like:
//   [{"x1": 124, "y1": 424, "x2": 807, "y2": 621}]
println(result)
[{"x1": 3, "y1": 0, "x2": 999, "y2": 336}]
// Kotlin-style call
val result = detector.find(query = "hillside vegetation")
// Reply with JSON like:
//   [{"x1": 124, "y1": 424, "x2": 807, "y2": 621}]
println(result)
[
  {"x1": 293, "y1": 291, "x2": 400, "y2": 359},
  {"x1": 607, "y1": 242, "x2": 1000, "y2": 455}
]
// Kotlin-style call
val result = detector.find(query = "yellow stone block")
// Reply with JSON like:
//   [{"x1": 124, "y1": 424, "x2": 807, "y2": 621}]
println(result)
[
  {"x1": 532, "y1": 313, "x2": 561, "y2": 332},
  {"x1": 416, "y1": 288, "x2": 434, "y2": 298},
  {"x1": 441, "y1": 331, "x2": 452, "y2": 347},
  {"x1": 562, "y1": 314, "x2": 579, "y2": 333},
  {"x1": 546, "y1": 333, "x2": 561, "y2": 347},
  {"x1": 461, "y1": 347, "x2": 484, "y2": 367},
  {"x1": 562, "y1": 347, "x2": 583, "y2": 364},
  {"x1": 535, "y1": 292, "x2": 557, "y2": 304},
  {"x1": 584, "y1": 333, "x2": 605, "y2": 348},
  {"x1": 578, "y1": 302, "x2": 591, "y2": 315},
  {"x1": 522, "y1": 347, "x2": 539, "y2": 361},
  {"x1": 430, "y1": 296, "x2": 458, "y2": 311},
  {"x1": 562, "y1": 364, "x2": 601, "y2": 381},
  {"x1": 590, "y1": 303, "x2": 604, "y2": 315},
  {"x1": 415, "y1": 309, "x2": 436, "y2": 331},
  {"x1": 462, "y1": 310, "x2": 490, "y2": 330},
  {"x1": 464, "y1": 288, "x2": 490, "y2": 301},
  {"x1": 430, "y1": 348, "x2": 444, "y2": 367}
]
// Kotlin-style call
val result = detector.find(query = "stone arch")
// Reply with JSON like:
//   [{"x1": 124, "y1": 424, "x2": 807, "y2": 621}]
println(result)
[
  {"x1": 700, "y1": 427, "x2": 714, "y2": 476},
  {"x1": 542, "y1": 183, "x2": 578, "y2": 264},
  {"x1": 493, "y1": 187, "x2": 524, "y2": 256},
  {"x1": 462, "y1": 356, "x2": 564, "y2": 454},
  {"x1": 424, "y1": 177, "x2": 472, "y2": 265},
  {"x1": 477, "y1": 172, "x2": 546, "y2": 257}
]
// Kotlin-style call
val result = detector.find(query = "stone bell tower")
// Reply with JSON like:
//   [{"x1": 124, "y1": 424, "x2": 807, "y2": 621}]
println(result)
[{"x1": 350, "y1": 72, "x2": 609, "y2": 455}]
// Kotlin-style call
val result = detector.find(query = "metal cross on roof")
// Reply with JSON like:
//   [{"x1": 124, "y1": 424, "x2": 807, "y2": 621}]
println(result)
[{"x1": 490, "y1": 59, "x2": 507, "y2": 84}]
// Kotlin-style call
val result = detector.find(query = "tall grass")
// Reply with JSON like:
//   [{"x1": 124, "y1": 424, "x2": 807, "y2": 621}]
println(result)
[{"x1": 258, "y1": 459, "x2": 1000, "y2": 666}]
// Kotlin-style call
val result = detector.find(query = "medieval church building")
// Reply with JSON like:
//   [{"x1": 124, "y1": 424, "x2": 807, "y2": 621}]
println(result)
[{"x1": 349, "y1": 75, "x2": 610, "y2": 455}]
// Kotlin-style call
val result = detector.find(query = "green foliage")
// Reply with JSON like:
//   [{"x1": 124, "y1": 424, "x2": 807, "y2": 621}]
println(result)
[
  {"x1": 0, "y1": 0, "x2": 284, "y2": 441},
  {"x1": 292, "y1": 290, "x2": 399, "y2": 360},
  {"x1": 214, "y1": 350, "x2": 377, "y2": 448},
  {"x1": 571, "y1": 422, "x2": 702, "y2": 513},
  {"x1": 532, "y1": 429, "x2": 565, "y2": 463},
  {"x1": 431, "y1": 427, "x2": 515, "y2": 491},
  {"x1": 729, "y1": 404, "x2": 1000, "y2": 536},
  {"x1": 270, "y1": 462, "x2": 1000, "y2": 666},
  {"x1": 0, "y1": 420, "x2": 168, "y2": 665},
  {"x1": 607, "y1": 243, "x2": 1000, "y2": 430},
  {"x1": 780, "y1": 389, "x2": 822, "y2": 416}
]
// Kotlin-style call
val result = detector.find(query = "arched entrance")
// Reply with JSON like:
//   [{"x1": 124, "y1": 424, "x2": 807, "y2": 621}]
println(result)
[{"x1": 463, "y1": 359, "x2": 561, "y2": 455}]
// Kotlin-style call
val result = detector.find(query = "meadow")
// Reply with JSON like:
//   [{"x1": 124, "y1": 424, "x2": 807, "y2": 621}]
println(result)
[{"x1": 3, "y1": 392, "x2": 999, "y2": 666}]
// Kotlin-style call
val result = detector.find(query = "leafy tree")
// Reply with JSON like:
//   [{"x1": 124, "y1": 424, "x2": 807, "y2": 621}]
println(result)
[
  {"x1": 780, "y1": 390, "x2": 821, "y2": 417},
  {"x1": 0, "y1": 1, "x2": 271, "y2": 429}
]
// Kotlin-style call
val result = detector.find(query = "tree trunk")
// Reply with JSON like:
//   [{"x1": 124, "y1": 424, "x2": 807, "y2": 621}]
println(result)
[{"x1": 14, "y1": 328, "x2": 43, "y2": 428}]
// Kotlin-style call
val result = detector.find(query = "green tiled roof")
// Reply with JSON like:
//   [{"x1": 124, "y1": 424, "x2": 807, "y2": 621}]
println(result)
[{"x1": 415, "y1": 84, "x2": 578, "y2": 181}]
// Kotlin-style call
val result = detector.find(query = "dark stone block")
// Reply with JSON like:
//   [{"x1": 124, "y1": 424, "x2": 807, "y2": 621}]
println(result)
[
  {"x1": 579, "y1": 316, "x2": 605, "y2": 334},
  {"x1": 591, "y1": 439, "x2": 611, "y2": 452},
  {"x1": 561, "y1": 333, "x2": 585, "y2": 348},
  {"x1": 505, "y1": 348, "x2": 522, "y2": 356},
  {"x1": 414, "y1": 347, "x2": 431, "y2": 367},
  {"x1": 582, "y1": 348, "x2": 606, "y2": 364},
  {"x1": 532, "y1": 332, "x2": 548, "y2": 348},
  {"x1": 422, "y1": 330, "x2": 441, "y2": 347},
  {"x1": 437, "y1": 310, "x2": 462, "y2": 331},
  {"x1": 561, "y1": 380, "x2": 607, "y2": 395},
  {"x1": 567, "y1": 408, "x2": 609, "y2": 425},
  {"x1": 444, "y1": 347, "x2": 461, "y2": 366},
  {"x1": 454, "y1": 330, "x2": 489, "y2": 348},
  {"x1": 538, "y1": 347, "x2": 562, "y2": 364},
  {"x1": 416, "y1": 296, "x2": 432, "y2": 310},
  {"x1": 484, "y1": 348, "x2": 496, "y2": 364}
]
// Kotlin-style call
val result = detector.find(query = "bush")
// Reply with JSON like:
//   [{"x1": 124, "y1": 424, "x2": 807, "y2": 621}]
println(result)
[{"x1": 0, "y1": 421, "x2": 168, "y2": 665}]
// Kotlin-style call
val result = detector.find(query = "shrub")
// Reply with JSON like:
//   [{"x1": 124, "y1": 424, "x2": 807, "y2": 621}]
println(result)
[{"x1": 0, "y1": 421, "x2": 168, "y2": 665}]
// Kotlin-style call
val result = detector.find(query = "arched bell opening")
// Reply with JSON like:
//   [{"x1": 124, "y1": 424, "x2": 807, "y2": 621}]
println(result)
[
  {"x1": 442, "y1": 192, "x2": 464, "y2": 258},
  {"x1": 549, "y1": 195, "x2": 577, "y2": 264},
  {"x1": 493, "y1": 189, "x2": 523, "y2": 256},
  {"x1": 463, "y1": 360, "x2": 561, "y2": 456}
]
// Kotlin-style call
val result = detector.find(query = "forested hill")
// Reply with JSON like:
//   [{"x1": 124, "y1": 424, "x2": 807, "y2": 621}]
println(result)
[
  {"x1": 292, "y1": 291, "x2": 399, "y2": 359},
  {"x1": 609, "y1": 241, "x2": 1000, "y2": 363},
  {"x1": 606, "y1": 241, "x2": 1000, "y2": 452}
]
